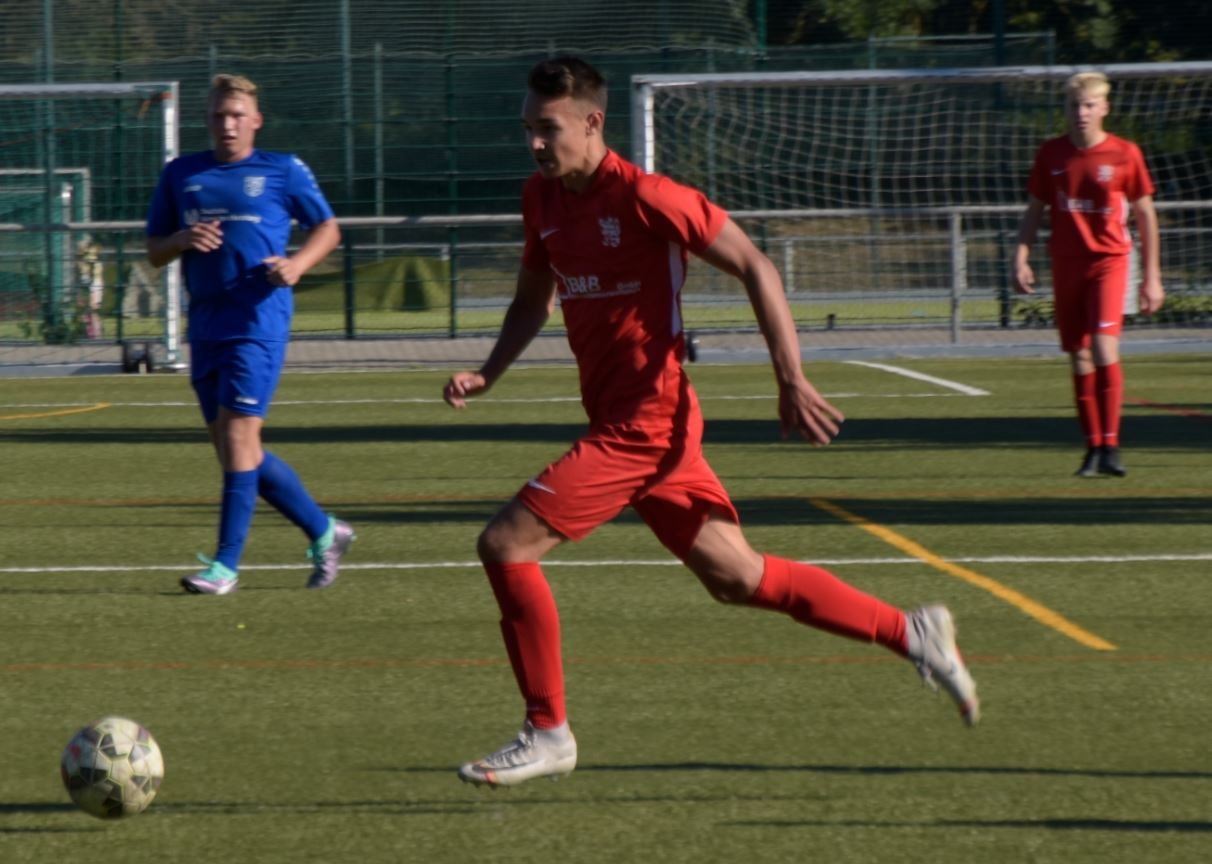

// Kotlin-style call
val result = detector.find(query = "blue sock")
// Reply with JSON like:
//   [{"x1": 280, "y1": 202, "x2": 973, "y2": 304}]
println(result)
[
  {"x1": 215, "y1": 469, "x2": 258, "y2": 571},
  {"x1": 258, "y1": 450, "x2": 329, "y2": 541}
]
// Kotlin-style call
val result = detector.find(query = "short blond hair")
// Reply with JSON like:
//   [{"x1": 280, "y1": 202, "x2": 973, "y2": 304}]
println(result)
[
  {"x1": 1065, "y1": 71, "x2": 1110, "y2": 100},
  {"x1": 209, "y1": 73, "x2": 259, "y2": 106}
]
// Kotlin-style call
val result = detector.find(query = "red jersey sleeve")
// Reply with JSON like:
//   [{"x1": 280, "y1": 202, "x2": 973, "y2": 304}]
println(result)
[
  {"x1": 632, "y1": 174, "x2": 728, "y2": 254},
  {"x1": 1122, "y1": 141, "x2": 1156, "y2": 202},
  {"x1": 1026, "y1": 146, "x2": 1050, "y2": 203}
]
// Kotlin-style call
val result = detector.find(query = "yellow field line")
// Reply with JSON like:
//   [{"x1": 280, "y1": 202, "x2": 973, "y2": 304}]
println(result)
[
  {"x1": 809, "y1": 497, "x2": 1117, "y2": 652},
  {"x1": 0, "y1": 402, "x2": 111, "y2": 421}
]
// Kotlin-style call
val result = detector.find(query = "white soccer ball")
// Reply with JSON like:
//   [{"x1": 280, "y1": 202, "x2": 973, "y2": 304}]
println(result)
[{"x1": 60, "y1": 716, "x2": 165, "y2": 819}]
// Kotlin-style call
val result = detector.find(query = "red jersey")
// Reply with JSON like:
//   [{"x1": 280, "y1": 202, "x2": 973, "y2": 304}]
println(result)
[
  {"x1": 522, "y1": 150, "x2": 727, "y2": 431},
  {"x1": 1027, "y1": 133, "x2": 1154, "y2": 258}
]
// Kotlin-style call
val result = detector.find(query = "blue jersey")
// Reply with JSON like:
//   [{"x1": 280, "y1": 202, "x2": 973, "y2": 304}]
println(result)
[{"x1": 145, "y1": 149, "x2": 334, "y2": 342}]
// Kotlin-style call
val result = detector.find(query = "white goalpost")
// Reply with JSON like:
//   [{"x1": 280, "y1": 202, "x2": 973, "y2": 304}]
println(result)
[
  {"x1": 631, "y1": 62, "x2": 1212, "y2": 335},
  {"x1": 0, "y1": 81, "x2": 181, "y2": 367}
]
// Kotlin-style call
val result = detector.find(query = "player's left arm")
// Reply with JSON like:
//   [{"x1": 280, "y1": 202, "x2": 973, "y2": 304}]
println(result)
[
  {"x1": 696, "y1": 219, "x2": 844, "y2": 445},
  {"x1": 264, "y1": 217, "x2": 341, "y2": 287},
  {"x1": 1131, "y1": 195, "x2": 1164, "y2": 314}
]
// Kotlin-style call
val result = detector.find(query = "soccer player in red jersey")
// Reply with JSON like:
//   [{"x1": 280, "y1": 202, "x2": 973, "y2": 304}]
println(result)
[
  {"x1": 443, "y1": 56, "x2": 979, "y2": 787},
  {"x1": 1012, "y1": 71, "x2": 1164, "y2": 478}
]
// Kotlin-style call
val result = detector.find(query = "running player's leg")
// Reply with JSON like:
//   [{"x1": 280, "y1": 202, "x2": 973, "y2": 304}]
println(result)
[
  {"x1": 238, "y1": 339, "x2": 333, "y2": 542},
  {"x1": 460, "y1": 435, "x2": 647, "y2": 786},
  {"x1": 186, "y1": 339, "x2": 329, "y2": 593},
  {"x1": 638, "y1": 459, "x2": 979, "y2": 726},
  {"x1": 182, "y1": 342, "x2": 258, "y2": 593},
  {"x1": 458, "y1": 499, "x2": 575, "y2": 787}
]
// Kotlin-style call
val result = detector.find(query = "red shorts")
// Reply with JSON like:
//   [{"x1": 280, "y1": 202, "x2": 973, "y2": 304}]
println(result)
[
  {"x1": 1050, "y1": 253, "x2": 1131, "y2": 352},
  {"x1": 516, "y1": 403, "x2": 738, "y2": 561}
]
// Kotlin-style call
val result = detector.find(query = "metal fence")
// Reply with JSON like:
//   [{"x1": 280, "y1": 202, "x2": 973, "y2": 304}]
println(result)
[{"x1": 4, "y1": 201, "x2": 1207, "y2": 359}]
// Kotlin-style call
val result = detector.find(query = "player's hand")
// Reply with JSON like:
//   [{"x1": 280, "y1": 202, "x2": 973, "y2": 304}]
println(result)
[
  {"x1": 444, "y1": 371, "x2": 489, "y2": 409},
  {"x1": 263, "y1": 255, "x2": 303, "y2": 286},
  {"x1": 181, "y1": 221, "x2": 223, "y2": 254},
  {"x1": 778, "y1": 378, "x2": 844, "y2": 446},
  {"x1": 1138, "y1": 275, "x2": 1165, "y2": 315},
  {"x1": 1012, "y1": 261, "x2": 1035, "y2": 295}
]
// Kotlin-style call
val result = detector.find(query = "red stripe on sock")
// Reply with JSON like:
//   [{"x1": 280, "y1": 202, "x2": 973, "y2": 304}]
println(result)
[
  {"x1": 749, "y1": 555, "x2": 908, "y2": 655},
  {"x1": 485, "y1": 562, "x2": 566, "y2": 729}
]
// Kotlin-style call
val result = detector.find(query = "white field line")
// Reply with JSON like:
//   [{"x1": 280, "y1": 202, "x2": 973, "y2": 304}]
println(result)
[
  {"x1": 4, "y1": 552, "x2": 1211, "y2": 575},
  {"x1": 843, "y1": 360, "x2": 990, "y2": 396}
]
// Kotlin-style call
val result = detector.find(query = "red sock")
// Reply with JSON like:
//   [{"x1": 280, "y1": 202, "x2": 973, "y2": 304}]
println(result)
[
  {"x1": 484, "y1": 562, "x2": 566, "y2": 729},
  {"x1": 749, "y1": 555, "x2": 908, "y2": 655},
  {"x1": 1072, "y1": 370, "x2": 1101, "y2": 448},
  {"x1": 1095, "y1": 362, "x2": 1123, "y2": 447}
]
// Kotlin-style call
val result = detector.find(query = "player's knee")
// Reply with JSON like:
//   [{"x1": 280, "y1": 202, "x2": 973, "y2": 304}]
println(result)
[
  {"x1": 694, "y1": 566, "x2": 758, "y2": 605},
  {"x1": 475, "y1": 524, "x2": 507, "y2": 564}
]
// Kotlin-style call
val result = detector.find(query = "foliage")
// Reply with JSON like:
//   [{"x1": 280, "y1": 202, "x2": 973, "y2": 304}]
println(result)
[
  {"x1": 1126, "y1": 289, "x2": 1212, "y2": 327},
  {"x1": 765, "y1": 0, "x2": 1209, "y2": 62},
  {"x1": 1016, "y1": 289, "x2": 1212, "y2": 330},
  {"x1": 1013, "y1": 296, "x2": 1054, "y2": 328}
]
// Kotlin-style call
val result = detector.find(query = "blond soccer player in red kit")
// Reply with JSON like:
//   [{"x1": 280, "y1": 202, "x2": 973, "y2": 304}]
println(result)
[
  {"x1": 1012, "y1": 71, "x2": 1164, "y2": 478},
  {"x1": 443, "y1": 56, "x2": 980, "y2": 788}
]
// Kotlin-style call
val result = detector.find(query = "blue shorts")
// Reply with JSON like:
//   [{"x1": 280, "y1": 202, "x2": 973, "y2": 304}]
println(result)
[{"x1": 190, "y1": 339, "x2": 287, "y2": 423}]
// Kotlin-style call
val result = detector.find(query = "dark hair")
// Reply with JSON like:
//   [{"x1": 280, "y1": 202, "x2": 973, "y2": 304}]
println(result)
[{"x1": 527, "y1": 55, "x2": 608, "y2": 110}]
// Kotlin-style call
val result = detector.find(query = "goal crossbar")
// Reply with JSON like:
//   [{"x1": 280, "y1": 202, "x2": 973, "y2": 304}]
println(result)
[{"x1": 631, "y1": 61, "x2": 1212, "y2": 173}]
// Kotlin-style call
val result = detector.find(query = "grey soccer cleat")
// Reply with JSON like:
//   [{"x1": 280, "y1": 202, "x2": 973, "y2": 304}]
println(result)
[
  {"x1": 1075, "y1": 448, "x2": 1100, "y2": 478},
  {"x1": 306, "y1": 517, "x2": 355, "y2": 589},
  {"x1": 1097, "y1": 445, "x2": 1127, "y2": 477},
  {"x1": 906, "y1": 605, "x2": 980, "y2": 726},
  {"x1": 458, "y1": 721, "x2": 578, "y2": 788}
]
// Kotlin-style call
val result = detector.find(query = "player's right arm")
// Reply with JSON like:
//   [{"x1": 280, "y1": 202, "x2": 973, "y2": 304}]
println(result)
[
  {"x1": 145, "y1": 163, "x2": 225, "y2": 267},
  {"x1": 1011, "y1": 197, "x2": 1047, "y2": 294},
  {"x1": 443, "y1": 265, "x2": 556, "y2": 409},
  {"x1": 146, "y1": 222, "x2": 224, "y2": 268}
]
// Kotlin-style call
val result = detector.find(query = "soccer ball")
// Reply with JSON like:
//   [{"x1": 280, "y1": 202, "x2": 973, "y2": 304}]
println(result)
[{"x1": 60, "y1": 716, "x2": 165, "y2": 819}]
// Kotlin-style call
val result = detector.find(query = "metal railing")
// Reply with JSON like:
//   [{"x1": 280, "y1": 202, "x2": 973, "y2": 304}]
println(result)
[{"x1": 2, "y1": 202, "x2": 1209, "y2": 353}]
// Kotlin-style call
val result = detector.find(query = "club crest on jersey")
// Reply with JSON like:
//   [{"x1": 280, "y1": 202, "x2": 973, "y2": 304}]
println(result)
[
  {"x1": 243, "y1": 176, "x2": 267, "y2": 197},
  {"x1": 1097, "y1": 165, "x2": 1114, "y2": 183},
  {"x1": 599, "y1": 217, "x2": 621, "y2": 248}
]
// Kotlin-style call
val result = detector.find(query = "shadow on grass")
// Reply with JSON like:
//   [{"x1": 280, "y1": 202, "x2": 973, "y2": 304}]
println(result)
[
  {"x1": 730, "y1": 495, "x2": 1212, "y2": 528},
  {"x1": 280, "y1": 492, "x2": 1212, "y2": 530},
  {"x1": 575, "y1": 761, "x2": 1212, "y2": 780},
  {"x1": 391, "y1": 761, "x2": 1212, "y2": 782},
  {"x1": 727, "y1": 817, "x2": 1212, "y2": 833},
  {"x1": 0, "y1": 412, "x2": 1205, "y2": 450},
  {"x1": 0, "y1": 801, "x2": 94, "y2": 832},
  {"x1": 0, "y1": 803, "x2": 80, "y2": 815}
]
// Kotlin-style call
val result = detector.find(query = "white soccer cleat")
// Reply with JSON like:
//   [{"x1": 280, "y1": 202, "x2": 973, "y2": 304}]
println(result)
[
  {"x1": 906, "y1": 605, "x2": 980, "y2": 726},
  {"x1": 458, "y1": 721, "x2": 577, "y2": 788}
]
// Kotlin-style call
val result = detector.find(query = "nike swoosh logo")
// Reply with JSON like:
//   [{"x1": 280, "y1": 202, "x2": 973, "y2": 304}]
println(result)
[
  {"x1": 1050, "y1": 169, "x2": 1066, "y2": 176},
  {"x1": 1098, "y1": 321, "x2": 1118, "y2": 328},
  {"x1": 540, "y1": 227, "x2": 560, "y2": 239},
  {"x1": 526, "y1": 479, "x2": 557, "y2": 495}
]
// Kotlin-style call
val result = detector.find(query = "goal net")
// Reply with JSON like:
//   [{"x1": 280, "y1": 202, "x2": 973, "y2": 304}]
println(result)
[
  {"x1": 0, "y1": 81, "x2": 180, "y2": 359},
  {"x1": 632, "y1": 62, "x2": 1212, "y2": 332}
]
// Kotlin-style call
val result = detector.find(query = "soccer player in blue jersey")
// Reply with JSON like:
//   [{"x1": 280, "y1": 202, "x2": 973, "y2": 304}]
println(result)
[{"x1": 146, "y1": 73, "x2": 354, "y2": 594}]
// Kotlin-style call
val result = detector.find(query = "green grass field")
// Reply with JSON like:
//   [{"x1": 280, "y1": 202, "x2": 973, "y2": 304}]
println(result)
[{"x1": 1, "y1": 353, "x2": 1209, "y2": 863}]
